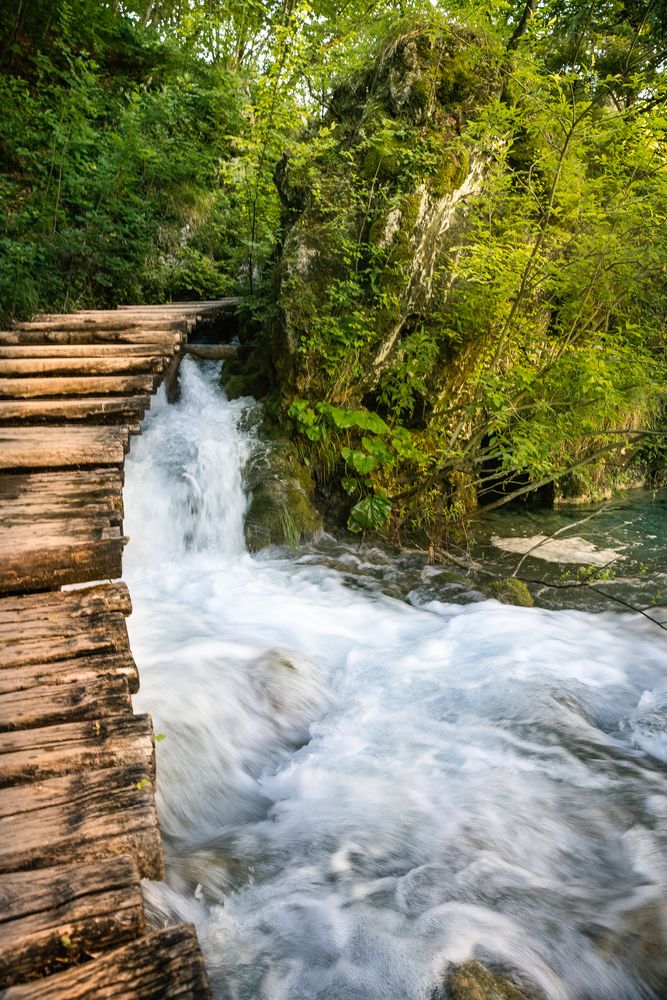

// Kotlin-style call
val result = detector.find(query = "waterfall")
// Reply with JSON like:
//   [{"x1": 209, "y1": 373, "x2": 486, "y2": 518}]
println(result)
[{"x1": 123, "y1": 360, "x2": 667, "y2": 1000}]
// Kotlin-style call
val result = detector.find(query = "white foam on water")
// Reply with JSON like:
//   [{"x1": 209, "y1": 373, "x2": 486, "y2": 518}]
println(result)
[
  {"x1": 490, "y1": 534, "x2": 622, "y2": 566},
  {"x1": 124, "y1": 361, "x2": 667, "y2": 1000}
]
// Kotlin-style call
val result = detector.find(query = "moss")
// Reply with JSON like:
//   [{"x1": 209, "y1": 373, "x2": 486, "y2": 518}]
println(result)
[
  {"x1": 245, "y1": 435, "x2": 322, "y2": 551},
  {"x1": 427, "y1": 148, "x2": 471, "y2": 198},
  {"x1": 436, "y1": 48, "x2": 484, "y2": 109},
  {"x1": 484, "y1": 577, "x2": 534, "y2": 607},
  {"x1": 435, "y1": 961, "x2": 541, "y2": 1000},
  {"x1": 361, "y1": 132, "x2": 403, "y2": 181}
]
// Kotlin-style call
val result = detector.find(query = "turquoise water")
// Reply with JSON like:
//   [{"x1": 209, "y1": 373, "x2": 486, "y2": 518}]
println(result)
[{"x1": 472, "y1": 490, "x2": 667, "y2": 617}]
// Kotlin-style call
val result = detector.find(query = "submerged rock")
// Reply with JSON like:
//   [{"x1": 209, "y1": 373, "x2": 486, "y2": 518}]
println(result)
[{"x1": 434, "y1": 961, "x2": 541, "y2": 1000}]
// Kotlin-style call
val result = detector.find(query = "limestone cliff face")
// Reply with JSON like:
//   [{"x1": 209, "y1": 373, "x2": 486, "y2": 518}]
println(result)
[{"x1": 270, "y1": 23, "x2": 500, "y2": 411}]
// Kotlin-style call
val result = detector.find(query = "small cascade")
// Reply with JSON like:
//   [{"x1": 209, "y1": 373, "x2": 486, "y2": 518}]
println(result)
[{"x1": 123, "y1": 361, "x2": 667, "y2": 1000}]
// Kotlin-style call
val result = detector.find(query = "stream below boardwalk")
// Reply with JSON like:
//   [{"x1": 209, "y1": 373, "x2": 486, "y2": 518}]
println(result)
[{"x1": 123, "y1": 361, "x2": 667, "y2": 1000}]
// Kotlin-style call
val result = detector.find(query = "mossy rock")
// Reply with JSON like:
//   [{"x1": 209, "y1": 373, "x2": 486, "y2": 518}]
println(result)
[
  {"x1": 484, "y1": 577, "x2": 534, "y2": 607},
  {"x1": 434, "y1": 961, "x2": 541, "y2": 1000},
  {"x1": 245, "y1": 436, "x2": 322, "y2": 551}
]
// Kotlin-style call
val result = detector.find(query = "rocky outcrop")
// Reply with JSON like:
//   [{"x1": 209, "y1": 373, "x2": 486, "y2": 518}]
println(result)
[{"x1": 269, "y1": 21, "x2": 500, "y2": 406}]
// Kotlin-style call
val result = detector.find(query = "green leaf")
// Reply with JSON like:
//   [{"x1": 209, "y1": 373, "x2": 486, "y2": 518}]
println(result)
[{"x1": 347, "y1": 494, "x2": 392, "y2": 532}]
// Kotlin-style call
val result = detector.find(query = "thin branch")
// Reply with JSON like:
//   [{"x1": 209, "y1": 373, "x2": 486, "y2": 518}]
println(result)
[{"x1": 516, "y1": 576, "x2": 667, "y2": 631}]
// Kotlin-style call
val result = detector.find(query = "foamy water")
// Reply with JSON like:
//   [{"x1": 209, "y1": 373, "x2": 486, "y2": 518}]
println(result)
[{"x1": 124, "y1": 361, "x2": 667, "y2": 1000}]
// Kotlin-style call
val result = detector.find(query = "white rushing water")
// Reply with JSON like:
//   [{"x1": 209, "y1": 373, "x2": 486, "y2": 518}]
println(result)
[{"x1": 124, "y1": 361, "x2": 667, "y2": 1000}]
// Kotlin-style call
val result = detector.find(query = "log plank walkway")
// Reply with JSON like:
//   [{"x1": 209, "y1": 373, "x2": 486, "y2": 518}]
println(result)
[{"x1": 0, "y1": 300, "x2": 236, "y2": 997}]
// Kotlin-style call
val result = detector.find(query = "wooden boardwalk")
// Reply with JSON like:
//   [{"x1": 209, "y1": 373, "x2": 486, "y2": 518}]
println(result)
[{"x1": 0, "y1": 301, "x2": 236, "y2": 997}]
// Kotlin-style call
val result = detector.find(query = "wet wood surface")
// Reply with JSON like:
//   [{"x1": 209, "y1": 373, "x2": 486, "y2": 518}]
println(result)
[{"x1": 0, "y1": 303, "x2": 230, "y2": 997}]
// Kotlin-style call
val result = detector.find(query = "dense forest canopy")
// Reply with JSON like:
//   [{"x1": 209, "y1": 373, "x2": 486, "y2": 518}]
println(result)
[{"x1": 1, "y1": 0, "x2": 665, "y2": 536}]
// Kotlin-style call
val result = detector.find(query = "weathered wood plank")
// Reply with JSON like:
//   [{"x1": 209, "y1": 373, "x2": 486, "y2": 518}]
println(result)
[
  {"x1": 0, "y1": 764, "x2": 163, "y2": 878},
  {"x1": 0, "y1": 674, "x2": 132, "y2": 731},
  {"x1": 0, "y1": 470, "x2": 123, "y2": 520},
  {"x1": 0, "y1": 652, "x2": 139, "y2": 699},
  {"x1": 124, "y1": 299, "x2": 237, "y2": 312},
  {"x1": 14, "y1": 311, "x2": 192, "y2": 333},
  {"x1": 0, "y1": 540, "x2": 124, "y2": 595},
  {"x1": 0, "y1": 608, "x2": 128, "y2": 647},
  {"x1": 0, "y1": 614, "x2": 130, "y2": 668},
  {"x1": 0, "y1": 715, "x2": 153, "y2": 785},
  {"x1": 0, "y1": 924, "x2": 211, "y2": 999},
  {"x1": 0, "y1": 856, "x2": 144, "y2": 988},
  {"x1": 0, "y1": 582, "x2": 132, "y2": 622},
  {"x1": 0, "y1": 344, "x2": 174, "y2": 358},
  {"x1": 0, "y1": 536, "x2": 126, "y2": 596},
  {"x1": 4, "y1": 515, "x2": 121, "y2": 542},
  {"x1": 0, "y1": 396, "x2": 149, "y2": 424},
  {"x1": 0, "y1": 330, "x2": 183, "y2": 347},
  {"x1": 0, "y1": 375, "x2": 156, "y2": 399},
  {"x1": 184, "y1": 343, "x2": 238, "y2": 360},
  {"x1": 0, "y1": 357, "x2": 166, "y2": 377},
  {"x1": 14, "y1": 317, "x2": 188, "y2": 332},
  {"x1": 0, "y1": 426, "x2": 129, "y2": 469}
]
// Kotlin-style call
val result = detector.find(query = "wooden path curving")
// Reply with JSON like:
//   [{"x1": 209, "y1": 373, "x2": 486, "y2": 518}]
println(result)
[{"x1": 0, "y1": 301, "x2": 237, "y2": 998}]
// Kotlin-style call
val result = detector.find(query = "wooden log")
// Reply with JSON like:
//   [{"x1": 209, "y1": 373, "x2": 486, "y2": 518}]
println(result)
[
  {"x1": 118, "y1": 298, "x2": 237, "y2": 311},
  {"x1": 0, "y1": 652, "x2": 139, "y2": 699},
  {"x1": 0, "y1": 426, "x2": 129, "y2": 470},
  {"x1": 0, "y1": 357, "x2": 166, "y2": 377},
  {"x1": 0, "y1": 674, "x2": 132, "y2": 731},
  {"x1": 0, "y1": 606, "x2": 128, "y2": 646},
  {"x1": 14, "y1": 317, "x2": 188, "y2": 332},
  {"x1": 0, "y1": 344, "x2": 174, "y2": 358},
  {"x1": 164, "y1": 353, "x2": 181, "y2": 403},
  {"x1": 4, "y1": 514, "x2": 121, "y2": 541},
  {"x1": 0, "y1": 522, "x2": 126, "y2": 594},
  {"x1": 0, "y1": 538, "x2": 124, "y2": 595},
  {"x1": 0, "y1": 715, "x2": 153, "y2": 785},
  {"x1": 0, "y1": 764, "x2": 164, "y2": 878},
  {"x1": 0, "y1": 856, "x2": 144, "y2": 988},
  {"x1": 0, "y1": 468, "x2": 125, "y2": 591},
  {"x1": 0, "y1": 330, "x2": 183, "y2": 347},
  {"x1": 0, "y1": 469, "x2": 123, "y2": 519},
  {"x1": 0, "y1": 375, "x2": 156, "y2": 399},
  {"x1": 0, "y1": 924, "x2": 211, "y2": 999},
  {"x1": 0, "y1": 582, "x2": 132, "y2": 623},
  {"x1": 0, "y1": 614, "x2": 130, "y2": 669},
  {"x1": 184, "y1": 343, "x2": 239, "y2": 360},
  {"x1": 0, "y1": 395, "x2": 150, "y2": 429}
]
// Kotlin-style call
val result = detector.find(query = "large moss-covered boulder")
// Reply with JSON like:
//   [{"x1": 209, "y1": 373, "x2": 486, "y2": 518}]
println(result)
[
  {"x1": 270, "y1": 21, "x2": 500, "y2": 405},
  {"x1": 244, "y1": 435, "x2": 322, "y2": 550}
]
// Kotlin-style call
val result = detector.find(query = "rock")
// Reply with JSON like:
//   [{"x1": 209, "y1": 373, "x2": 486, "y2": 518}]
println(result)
[
  {"x1": 434, "y1": 961, "x2": 540, "y2": 1000},
  {"x1": 483, "y1": 577, "x2": 534, "y2": 607},
  {"x1": 244, "y1": 434, "x2": 322, "y2": 550},
  {"x1": 268, "y1": 19, "x2": 500, "y2": 404}
]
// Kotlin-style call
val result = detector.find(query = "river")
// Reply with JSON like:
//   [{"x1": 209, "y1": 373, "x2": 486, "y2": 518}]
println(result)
[{"x1": 123, "y1": 359, "x2": 667, "y2": 1000}]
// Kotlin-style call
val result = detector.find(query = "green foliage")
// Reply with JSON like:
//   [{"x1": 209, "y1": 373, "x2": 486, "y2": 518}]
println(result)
[
  {"x1": 272, "y1": 8, "x2": 667, "y2": 541},
  {"x1": 2, "y1": 0, "x2": 665, "y2": 546},
  {"x1": 348, "y1": 493, "x2": 392, "y2": 532},
  {"x1": 0, "y1": 1, "x2": 246, "y2": 322}
]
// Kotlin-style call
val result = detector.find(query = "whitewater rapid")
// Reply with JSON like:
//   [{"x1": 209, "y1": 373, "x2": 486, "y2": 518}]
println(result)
[{"x1": 123, "y1": 360, "x2": 667, "y2": 1000}]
